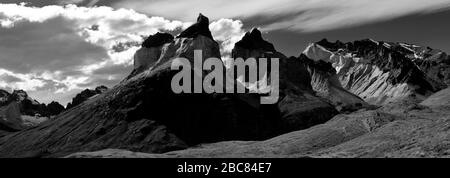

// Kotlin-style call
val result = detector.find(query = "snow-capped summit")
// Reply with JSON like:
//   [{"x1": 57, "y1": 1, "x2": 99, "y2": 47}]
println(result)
[
  {"x1": 300, "y1": 42, "x2": 368, "y2": 111},
  {"x1": 302, "y1": 42, "x2": 356, "y2": 75},
  {"x1": 302, "y1": 43, "x2": 333, "y2": 63},
  {"x1": 305, "y1": 39, "x2": 449, "y2": 105},
  {"x1": 365, "y1": 38, "x2": 380, "y2": 45}
]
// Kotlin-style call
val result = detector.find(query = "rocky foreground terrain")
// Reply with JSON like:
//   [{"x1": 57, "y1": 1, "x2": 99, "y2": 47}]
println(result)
[
  {"x1": 0, "y1": 85, "x2": 109, "y2": 137},
  {"x1": 1, "y1": 14, "x2": 449, "y2": 158},
  {"x1": 67, "y1": 90, "x2": 450, "y2": 158},
  {"x1": 0, "y1": 90, "x2": 65, "y2": 134}
]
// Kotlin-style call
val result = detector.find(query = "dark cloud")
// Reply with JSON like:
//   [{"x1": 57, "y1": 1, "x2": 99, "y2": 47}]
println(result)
[{"x1": 0, "y1": 16, "x2": 108, "y2": 74}]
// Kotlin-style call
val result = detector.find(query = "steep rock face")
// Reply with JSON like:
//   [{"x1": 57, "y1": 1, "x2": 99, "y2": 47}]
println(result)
[
  {"x1": 14, "y1": 91, "x2": 46, "y2": 117},
  {"x1": 379, "y1": 42, "x2": 450, "y2": 86},
  {"x1": 132, "y1": 36, "x2": 220, "y2": 78},
  {"x1": 231, "y1": 28, "x2": 338, "y2": 131},
  {"x1": 132, "y1": 33, "x2": 175, "y2": 78},
  {"x1": 142, "y1": 32, "x2": 174, "y2": 48},
  {"x1": 118, "y1": 20, "x2": 282, "y2": 144},
  {"x1": 301, "y1": 43, "x2": 368, "y2": 111},
  {"x1": 312, "y1": 39, "x2": 446, "y2": 105},
  {"x1": 412, "y1": 52, "x2": 450, "y2": 86},
  {"x1": 130, "y1": 14, "x2": 219, "y2": 79}
]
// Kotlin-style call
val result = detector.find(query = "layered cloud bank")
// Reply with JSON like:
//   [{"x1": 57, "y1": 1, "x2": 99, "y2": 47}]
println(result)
[
  {"x1": 0, "y1": 3, "x2": 245, "y2": 105},
  {"x1": 114, "y1": 0, "x2": 450, "y2": 32}
]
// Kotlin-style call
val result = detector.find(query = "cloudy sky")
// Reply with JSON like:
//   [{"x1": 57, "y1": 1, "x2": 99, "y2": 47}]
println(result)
[{"x1": 1, "y1": 0, "x2": 450, "y2": 106}]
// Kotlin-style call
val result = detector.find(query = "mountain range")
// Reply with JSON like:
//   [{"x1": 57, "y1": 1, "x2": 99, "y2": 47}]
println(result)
[{"x1": 0, "y1": 14, "x2": 449, "y2": 158}]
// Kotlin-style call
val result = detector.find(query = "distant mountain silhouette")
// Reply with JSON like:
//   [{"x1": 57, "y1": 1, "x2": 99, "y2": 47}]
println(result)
[
  {"x1": 0, "y1": 89, "x2": 65, "y2": 133},
  {"x1": 66, "y1": 86, "x2": 108, "y2": 109}
]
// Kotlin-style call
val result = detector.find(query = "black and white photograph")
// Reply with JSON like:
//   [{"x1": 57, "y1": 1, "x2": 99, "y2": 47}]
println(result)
[{"x1": 0, "y1": 0, "x2": 449, "y2": 175}]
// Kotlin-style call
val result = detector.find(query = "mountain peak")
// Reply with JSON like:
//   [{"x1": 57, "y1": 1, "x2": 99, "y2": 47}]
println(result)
[
  {"x1": 249, "y1": 28, "x2": 262, "y2": 38},
  {"x1": 177, "y1": 13, "x2": 213, "y2": 40},
  {"x1": 11, "y1": 90, "x2": 28, "y2": 100},
  {"x1": 315, "y1": 38, "x2": 346, "y2": 51},
  {"x1": 197, "y1": 13, "x2": 208, "y2": 24},
  {"x1": 234, "y1": 28, "x2": 276, "y2": 52},
  {"x1": 142, "y1": 32, "x2": 174, "y2": 48},
  {"x1": 66, "y1": 86, "x2": 109, "y2": 109}
]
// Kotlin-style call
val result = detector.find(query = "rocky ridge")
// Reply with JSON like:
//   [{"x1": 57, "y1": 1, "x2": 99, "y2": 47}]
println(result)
[
  {"x1": 302, "y1": 44, "x2": 368, "y2": 111},
  {"x1": 306, "y1": 39, "x2": 448, "y2": 105},
  {"x1": 231, "y1": 28, "x2": 339, "y2": 131},
  {"x1": 66, "y1": 86, "x2": 108, "y2": 109},
  {"x1": 0, "y1": 90, "x2": 66, "y2": 134}
]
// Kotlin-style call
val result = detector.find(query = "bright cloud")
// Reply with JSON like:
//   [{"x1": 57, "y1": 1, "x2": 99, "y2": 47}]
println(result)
[
  {"x1": 59, "y1": 0, "x2": 100, "y2": 6},
  {"x1": 0, "y1": 69, "x2": 46, "y2": 91},
  {"x1": 114, "y1": 0, "x2": 450, "y2": 32},
  {"x1": 210, "y1": 18, "x2": 245, "y2": 55}
]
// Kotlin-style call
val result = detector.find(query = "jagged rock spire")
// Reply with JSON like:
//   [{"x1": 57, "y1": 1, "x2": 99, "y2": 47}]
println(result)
[
  {"x1": 177, "y1": 13, "x2": 214, "y2": 40},
  {"x1": 142, "y1": 32, "x2": 174, "y2": 48},
  {"x1": 234, "y1": 28, "x2": 276, "y2": 52}
]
